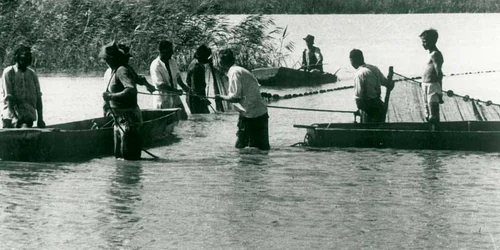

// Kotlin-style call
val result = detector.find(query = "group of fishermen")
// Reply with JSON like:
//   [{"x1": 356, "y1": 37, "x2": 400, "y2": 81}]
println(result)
[
  {"x1": 1, "y1": 28, "x2": 442, "y2": 160},
  {"x1": 99, "y1": 40, "x2": 270, "y2": 160},
  {"x1": 349, "y1": 28, "x2": 444, "y2": 124}
]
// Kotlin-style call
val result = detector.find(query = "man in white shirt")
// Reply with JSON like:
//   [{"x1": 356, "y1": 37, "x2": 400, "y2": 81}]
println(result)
[
  {"x1": 215, "y1": 49, "x2": 270, "y2": 150},
  {"x1": 150, "y1": 40, "x2": 188, "y2": 119},
  {"x1": 350, "y1": 49, "x2": 393, "y2": 123},
  {"x1": 1, "y1": 45, "x2": 45, "y2": 128}
]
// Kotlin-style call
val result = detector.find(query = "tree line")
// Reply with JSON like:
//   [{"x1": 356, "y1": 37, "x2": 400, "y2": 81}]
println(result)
[
  {"x1": 2, "y1": 0, "x2": 493, "y2": 74},
  {"x1": 0, "y1": 0, "x2": 294, "y2": 74}
]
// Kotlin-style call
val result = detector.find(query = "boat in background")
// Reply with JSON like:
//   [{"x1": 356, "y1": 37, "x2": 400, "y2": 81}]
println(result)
[
  {"x1": 294, "y1": 121, "x2": 500, "y2": 152},
  {"x1": 0, "y1": 109, "x2": 180, "y2": 162},
  {"x1": 252, "y1": 67, "x2": 337, "y2": 87}
]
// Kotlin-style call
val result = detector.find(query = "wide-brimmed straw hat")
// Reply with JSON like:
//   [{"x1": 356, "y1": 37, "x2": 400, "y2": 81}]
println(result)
[
  {"x1": 303, "y1": 34, "x2": 315, "y2": 44},
  {"x1": 98, "y1": 41, "x2": 127, "y2": 59}
]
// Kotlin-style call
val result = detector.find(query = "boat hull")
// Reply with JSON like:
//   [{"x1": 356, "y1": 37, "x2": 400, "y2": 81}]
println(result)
[
  {"x1": 294, "y1": 121, "x2": 500, "y2": 152},
  {"x1": 252, "y1": 67, "x2": 337, "y2": 87},
  {"x1": 0, "y1": 109, "x2": 180, "y2": 162}
]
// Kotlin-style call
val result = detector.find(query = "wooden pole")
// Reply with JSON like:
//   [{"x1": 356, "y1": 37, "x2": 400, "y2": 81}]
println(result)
[{"x1": 384, "y1": 66, "x2": 394, "y2": 122}]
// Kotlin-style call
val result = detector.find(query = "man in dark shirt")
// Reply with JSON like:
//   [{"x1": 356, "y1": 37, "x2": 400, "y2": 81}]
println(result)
[
  {"x1": 301, "y1": 34, "x2": 323, "y2": 73},
  {"x1": 186, "y1": 45, "x2": 212, "y2": 114},
  {"x1": 100, "y1": 41, "x2": 142, "y2": 160}
]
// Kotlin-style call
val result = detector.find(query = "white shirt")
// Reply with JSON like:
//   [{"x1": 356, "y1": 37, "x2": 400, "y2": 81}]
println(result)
[
  {"x1": 353, "y1": 64, "x2": 388, "y2": 100},
  {"x1": 227, "y1": 65, "x2": 267, "y2": 118},
  {"x1": 150, "y1": 56, "x2": 181, "y2": 108},
  {"x1": 150, "y1": 56, "x2": 180, "y2": 90}
]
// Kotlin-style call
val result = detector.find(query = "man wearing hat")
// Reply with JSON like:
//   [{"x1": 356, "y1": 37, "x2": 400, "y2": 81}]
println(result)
[
  {"x1": 186, "y1": 44, "x2": 212, "y2": 114},
  {"x1": 301, "y1": 34, "x2": 323, "y2": 73},
  {"x1": 150, "y1": 40, "x2": 188, "y2": 119},
  {"x1": 100, "y1": 41, "x2": 143, "y2": 160}
]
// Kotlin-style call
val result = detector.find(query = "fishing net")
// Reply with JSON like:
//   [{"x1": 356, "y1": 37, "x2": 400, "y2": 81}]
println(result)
[{"x1": 387, "y1": 74, "x2": 500, "y2": 122}]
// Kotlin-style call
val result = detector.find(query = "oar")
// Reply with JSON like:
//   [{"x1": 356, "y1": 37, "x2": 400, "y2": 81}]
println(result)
[
  {"x1": 105, "y1": 71, "x2": 159, "y2": 159},
  {"x1": 384, "y1": 66, "x2": 394, "y2": 121}
]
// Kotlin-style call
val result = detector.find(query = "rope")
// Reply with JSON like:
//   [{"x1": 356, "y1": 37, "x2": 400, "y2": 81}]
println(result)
[
  {"x1": 138, "y1": 91, "x2": 354, "y2": 114},
  {"x1": 267, "y1": 105, "x2": 355, "y2": 113},
  {"x1": 260, "y1": 85, "x2": 354, "y2": 103}
]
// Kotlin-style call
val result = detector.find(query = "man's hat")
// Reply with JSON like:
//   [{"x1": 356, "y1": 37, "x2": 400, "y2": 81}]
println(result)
[
  {"x1": 303, "y1": 34, "x2": 315, "y2": 43},
  {"x1": 98, "y1": 41, "x2": 126, "y2": 59},
  {"x1": 195, "y1": 44, "x2": 211, "y2": 59}
]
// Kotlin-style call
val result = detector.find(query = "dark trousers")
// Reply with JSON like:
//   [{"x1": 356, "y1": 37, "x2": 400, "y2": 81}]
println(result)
[
  {"x1": 235, "y1": 113, "x2": 270, "y2": 150},
  {"x1": 358, "y1": 98, "x2": 386, "y2": 123},
  {"x1": 188, "y1": 95, "x2": 210, "y2": 114},
  {"x1": 2, "y1": 118, "x2": 33, "y2": 128},
  {"x1": 112, "y1": 108, "x2": 143, "y2": 160}
]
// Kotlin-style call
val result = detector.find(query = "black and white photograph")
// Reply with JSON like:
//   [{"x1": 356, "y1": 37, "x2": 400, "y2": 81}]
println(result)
[{"x1": 1, "y1": 0, "x2": 500, "y2": 249}]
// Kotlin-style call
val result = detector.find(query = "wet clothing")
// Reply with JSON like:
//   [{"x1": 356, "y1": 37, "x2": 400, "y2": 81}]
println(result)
[
  {"x1": 186, "y1": 59, "x2": 210, "y2": 114},
  {"x1": 235, "y1": 113, "x2": 270, "y2": 150},
  {"x1": 226, "y1": 65, "x2": 270, "y2": 150},
  {"x1": 105, "y1": 66, "x2": 142, "y2": 160},
  {"x1": 113, "y1": 107, "x2": 143, "y2": 160},
  {"x1": 353, "y1": 63, "x2": 392, "y2": 123},
  {"x1": 302, "y1": 46, "x2": 323, "y2": 72},
  {"x1": 150, "y1": 56, "x2": 187, "y2": 119},
  {"x1": 1, "y1": 65, "x2": 42, "y2": 127}
]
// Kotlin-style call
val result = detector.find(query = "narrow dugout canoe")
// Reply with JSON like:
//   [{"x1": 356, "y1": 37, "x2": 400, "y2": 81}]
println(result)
[
  {"x1": 0, "y1": 109, "x2": 180, "y2": 162},
  {"x1": 294, "y1": 121, "x2": 500, "y2": 152},
  {"x1": 251, "y1": 67, "x2": 337, "y2": 87}
]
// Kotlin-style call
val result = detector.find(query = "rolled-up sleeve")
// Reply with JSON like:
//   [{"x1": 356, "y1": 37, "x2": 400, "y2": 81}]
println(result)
[{"x1": 2, "y1": 67, "x2": 13, "y2": 101}]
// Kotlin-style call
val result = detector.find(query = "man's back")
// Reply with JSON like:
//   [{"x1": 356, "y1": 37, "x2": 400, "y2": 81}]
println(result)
[
  {"x1": 354, "y1": 64, "x2": 387, "y2": 100},
  {"x1": 227, "y1": 66, "x2": 267, "y2": 118}
]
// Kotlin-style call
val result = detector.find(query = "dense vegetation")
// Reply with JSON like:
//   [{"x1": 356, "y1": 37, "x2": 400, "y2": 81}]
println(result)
[
  {"x1": 1, "y1": 0, "x2": 496, "y2": 74},
  {"x1": 0, "y1": 0, "x2": 294, "y2": 74}
]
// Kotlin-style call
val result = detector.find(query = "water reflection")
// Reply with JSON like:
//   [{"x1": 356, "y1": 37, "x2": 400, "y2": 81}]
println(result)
[
  {"x1": 416, "y1": 151, "x2": 452, "y2": 248},
  {"x1": 102, "y1": 161, "x2": 144, "y2": 249},
  {"x1": 227, "y1": 155, "x2": 270, "y2": 245}
]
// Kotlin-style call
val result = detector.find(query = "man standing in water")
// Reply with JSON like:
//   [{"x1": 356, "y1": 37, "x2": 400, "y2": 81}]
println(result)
[
  {"x1": 420, "y1": 28, "x2": 444, "y2": 123},
  {"x1": 215, "y1": 49, "x2": 270, "y2": 151},
  {"x1": 150, "y1": 40, "x2": 188, "y2": 119},
  {"x1": 301, "y1": 34, "x2": 323, "y2": 73},
  {"x1": 350, "y1": 49, "x2": 393, "y2": 123},
  {"x1": 1, "y1": 45, "x2": 45, "y2": 128},
  {"x1": 186, "y1": 45, "x2": 212, "y2": 114},
  {"x1": 100, "y1": 41, "x2": 142, "y2": 160}
]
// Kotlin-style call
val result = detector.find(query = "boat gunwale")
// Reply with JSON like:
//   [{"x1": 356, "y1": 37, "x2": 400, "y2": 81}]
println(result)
[{"x1": 0, "y1": 109, "x2": 180, "y2": 134}]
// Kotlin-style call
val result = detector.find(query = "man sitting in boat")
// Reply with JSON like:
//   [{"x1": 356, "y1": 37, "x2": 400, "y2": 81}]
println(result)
[
  {"x1": 349, "y1": 49, "x2": 394, "y2": 123},
  {"x1": 300, "y1": 34, "x2": 323, "y2": 73},
  {"x1": 100, "y1": 41, "x2": 142, "y2": 160},
  {"x1": 1, "y1": 45, "x2": 45, "y2": 129}
]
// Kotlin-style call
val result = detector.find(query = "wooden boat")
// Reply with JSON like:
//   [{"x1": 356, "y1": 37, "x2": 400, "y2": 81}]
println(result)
[
  {"x1": 294, "y1": 121, "x2": 500, "y2": 152},
  {"x1": 0, "y1": 109, "x2": 180, "y2": 162},
  {"x1": 251, "y1": 67, "x2": 337, "y2": 87}
]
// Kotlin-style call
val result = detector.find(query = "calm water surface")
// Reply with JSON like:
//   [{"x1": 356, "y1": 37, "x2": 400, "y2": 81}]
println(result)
[{"x1": 2, "y1": 14, "x2": 500, "y2": 249}]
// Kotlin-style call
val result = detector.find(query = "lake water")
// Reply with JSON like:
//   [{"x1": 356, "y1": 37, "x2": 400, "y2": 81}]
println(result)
[{"x1": 2, "y1": 14, "x2": 500, "y2": 249}]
